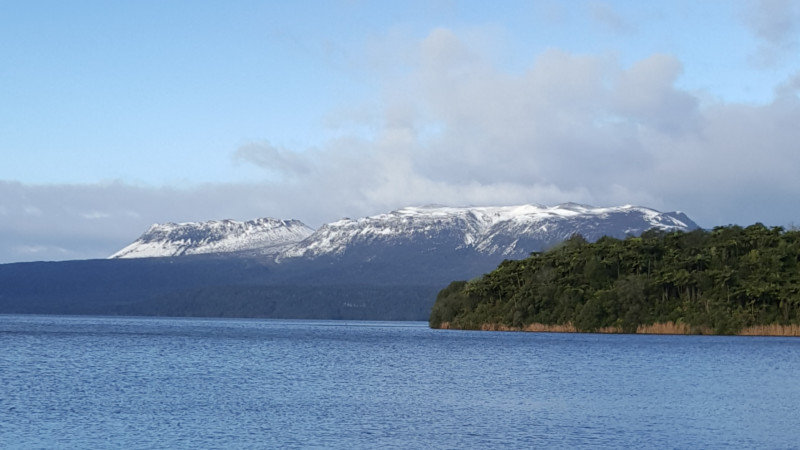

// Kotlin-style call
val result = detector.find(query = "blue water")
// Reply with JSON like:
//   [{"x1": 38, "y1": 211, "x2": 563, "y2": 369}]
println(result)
[{"x1": 1, "y1": 315, "x2": 799, "y2": 449}]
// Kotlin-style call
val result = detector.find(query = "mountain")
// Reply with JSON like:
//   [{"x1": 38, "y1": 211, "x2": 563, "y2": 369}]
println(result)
[
  {"x1": 110, "y1": 218, "x2": 314, "y2": 259},
  {"x1": 278, "y1": 203, "x2": 698, "y2": 262},
  {"x1": 0, "y1": 256, "x2": 435, "y2": 320},
  {"x1": 1, "y1": 203, "x2": 700, "y2": 322},
  {"x1": 112, "y1": 203, "x2": 698, "y2": 262}
]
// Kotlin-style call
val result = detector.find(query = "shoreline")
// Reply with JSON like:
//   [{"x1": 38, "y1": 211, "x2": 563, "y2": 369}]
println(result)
[{"x1": 435, "y1": 321, "x2": 800, "y2": 337}]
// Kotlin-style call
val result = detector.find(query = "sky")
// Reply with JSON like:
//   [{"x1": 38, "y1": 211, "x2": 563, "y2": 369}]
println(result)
[{"x1": 2, "y1": 0, "x2": 800, "y2": 263}]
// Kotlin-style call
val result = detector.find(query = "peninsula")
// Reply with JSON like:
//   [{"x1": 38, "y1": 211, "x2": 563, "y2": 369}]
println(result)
[{"x1": 430, "y1": 224, "x2": 800, "y2": 336}]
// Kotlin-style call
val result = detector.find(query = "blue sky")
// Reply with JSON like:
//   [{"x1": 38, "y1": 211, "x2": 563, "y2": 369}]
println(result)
[{"x1": 2, "y1": 0, "x2": 800, "y2": 262}]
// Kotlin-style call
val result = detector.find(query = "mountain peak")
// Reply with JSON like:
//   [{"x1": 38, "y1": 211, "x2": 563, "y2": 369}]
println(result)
[
  {"x1": 278, "y1": 203, "x2": 699, "y2": 261},
  {"x1": 109, "y1": 203, "x2": 699, "y2": 262},
  {"x1": 110, "y1": 217, "x2": 314, "y2": 259}
]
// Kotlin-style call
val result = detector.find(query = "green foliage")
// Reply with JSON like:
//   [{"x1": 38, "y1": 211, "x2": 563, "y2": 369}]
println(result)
[{"x1": 430, "y1": 224, "x2": 800, "y2": 334}]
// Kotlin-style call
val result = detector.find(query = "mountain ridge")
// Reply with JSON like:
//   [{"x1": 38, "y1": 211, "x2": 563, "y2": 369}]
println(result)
[
  {"x1": 110, "y1": 217, "x2": 314, "y2": 259},
  {"x1": 111, "y1": 203, "x2": 698, "y2": 261},
  {"x1": 276, "y1": 203, "x2": 698, "y2": 262},
  {"x1": 3, "y1": 203, "x2": 701, "y2": 321}
]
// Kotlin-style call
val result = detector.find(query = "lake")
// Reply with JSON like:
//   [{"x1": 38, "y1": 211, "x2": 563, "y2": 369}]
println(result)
[{"x1": 1, "y1": 315, "x2": 799, "y2": 449}]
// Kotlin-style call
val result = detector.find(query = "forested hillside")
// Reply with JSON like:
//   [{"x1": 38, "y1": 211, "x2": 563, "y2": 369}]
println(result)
[
  {"x1": 0, "y1": 256, "x2": 439, "y2": 320},
  {"x1": 430, "y1": 224, "x2": 800, "y2": 335}
]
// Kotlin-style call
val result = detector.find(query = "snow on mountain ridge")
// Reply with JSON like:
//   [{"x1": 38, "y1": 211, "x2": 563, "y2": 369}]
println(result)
[
  {"x1": 279, "y1": 203, "x2": 698, "y2": 261},
  {"x1": 110, "y1": 218, "x2": 314, "y2": 259},
  {"x1": 110, "y1": 203, "x2": 699, "y2": 261}
]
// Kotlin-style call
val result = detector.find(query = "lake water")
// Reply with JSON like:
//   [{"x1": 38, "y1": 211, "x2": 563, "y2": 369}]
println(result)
[{"x1": 1, "y1": 315, "x2": 799, "y2": 449}]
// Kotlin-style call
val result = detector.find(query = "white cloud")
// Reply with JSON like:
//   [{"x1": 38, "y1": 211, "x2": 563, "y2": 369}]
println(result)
[
  {"x1": 15, "y1": 244, "x2": 68, "y2": 256},
  {"x1": 235, "y1": 27, "x2": 800, "y2": 230},
  {"x1": 23, "y1": 205, "x2": 43, "y2": 216},
  {"x1": 589, "y1": 1, "x2": 635, "y2": 34},
  {"x1": 614, "y1": 54, "x2": 701, "y2": 135},
  {"x1": 744, "y1": 0, "x2": 800, "y2": 66},
  {"x1": 0, "y1": 181, "x2": 320, "y2": 263},
  {"x1": 233, "y1": 142, "x2": 315, "y2": 179},
  {"x1": 80, "y1": 211, "x2": 111, "y2": 220}
]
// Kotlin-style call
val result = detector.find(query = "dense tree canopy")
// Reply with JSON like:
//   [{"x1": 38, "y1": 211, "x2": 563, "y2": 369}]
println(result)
[{"x1": 430, "y1": 224, "x2": 800, "y2": 334}]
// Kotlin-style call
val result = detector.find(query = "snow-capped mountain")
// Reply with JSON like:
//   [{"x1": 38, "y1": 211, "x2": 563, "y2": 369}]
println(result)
[
  {"x1": 110, "y1": 203, "x2": 698, "y2": 262},
  {"x1": 110, "y1": 218, "x2": 314, "y2": 259},
  {"x1": 279, "y1": 203, "x2": 698, "y2": 261},
  {"x1": 92, "y1": 204, "x2": 700, "y2": 320}
]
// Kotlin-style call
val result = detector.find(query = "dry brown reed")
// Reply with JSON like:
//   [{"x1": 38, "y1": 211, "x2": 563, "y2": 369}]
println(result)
[
  {"x1": 522, "y1": 323, "x2": 578, "y2": 333},
  {"x1": 486, "y1": 321, "x2": 716, "y2": 335},
  {"x1": 440, "y1": 321, "x2": 800, "y2": 336},
  {"x1": 480, "y1": 323, "x2": 520, "y2": 331},
  {"x1": 636, "y1": 321, "x2": 694, "y2": 335},
  {"x1": 738, "y1": 324, "x2": 800, "y2": 336}
]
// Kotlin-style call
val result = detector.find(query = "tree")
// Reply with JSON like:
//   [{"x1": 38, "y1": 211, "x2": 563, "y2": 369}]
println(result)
[{"x1": 430, "y1": 225, "x2": 800, "y2": 334}]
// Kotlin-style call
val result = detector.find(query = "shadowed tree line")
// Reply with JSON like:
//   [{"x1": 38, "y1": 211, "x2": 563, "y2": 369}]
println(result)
[
  {"x1": 430, "y1": 224, "x2": 800, "y2": 334},
  {"x1": 0, "y1": 256, "x2": 439, "y2": 320}
]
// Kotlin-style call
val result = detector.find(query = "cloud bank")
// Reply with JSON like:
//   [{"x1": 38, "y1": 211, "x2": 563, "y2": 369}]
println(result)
[
  {"x1": 745, "y1": 0, "x2": 800, "y2": 66},
  {"x1": 236, "y1": 28, "x2": 800, "y2": 226}
]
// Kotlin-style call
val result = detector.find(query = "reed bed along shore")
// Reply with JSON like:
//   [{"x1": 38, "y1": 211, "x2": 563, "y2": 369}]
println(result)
[
  {"x1": 738, "y1": 324, "x2": 800, "y2": 336},
  {"x1": 437, "y1": 321, "x2": 800, "y2": 336}
]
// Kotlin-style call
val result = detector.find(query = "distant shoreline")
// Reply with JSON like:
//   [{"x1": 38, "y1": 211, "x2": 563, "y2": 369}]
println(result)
[{"x1": 435, "y1": 321, "x2": 800, "y2": 337}]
